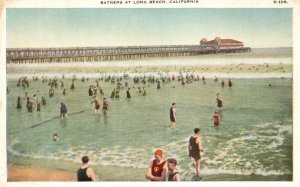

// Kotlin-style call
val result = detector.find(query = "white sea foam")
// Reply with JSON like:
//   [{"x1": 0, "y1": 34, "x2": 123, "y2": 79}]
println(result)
[
  {"x1": 7, "y1": 120, "x2": 292, "y2": 177},
  {"x1": 6, "y1": 71, "x2": 292, "y2": 79}
]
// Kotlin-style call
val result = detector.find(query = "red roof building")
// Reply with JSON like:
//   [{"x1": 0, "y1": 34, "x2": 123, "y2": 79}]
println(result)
[{"x1": 200, "y1": 37, "x2": 244, "y2": 49}]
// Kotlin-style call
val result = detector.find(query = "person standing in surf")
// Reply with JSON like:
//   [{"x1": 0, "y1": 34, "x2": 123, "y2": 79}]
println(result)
[
  {"x1": 60, "y1": 102, "x2": 68, "y2": 119},
  {"x1": 91, "y1": 96, "x2": 101, "y2": 114},
  {"x1": 216, "y1": 93, "x2": 223, "y2": 108},
  {"x1": 170, "y1": 103, "x2": 177, "y2": 127},
  {"x1": 126, "y1": 88, "x2": 131, "y2": 98},
  {"x1": 102, "y1": 97, "x2": 110, "y2": 115},
  {"x1": 228, "y1": 78, "x2": 233, "y2": 87},
  {"x1": 77, "y1": 156, "x2": 96, "y2": 181},
  {"x1": 211, "y1": 111, "x2": 221, "y2": 127},
  {"x1": 167, "y1": 158, "x2": 180, "y2": 181},
  {"x1": 188, "y1": 128, "x2": 203, "y2": 178},
  {"x1": 146, "y1": 149, "x2": 167, "y2": 181}
]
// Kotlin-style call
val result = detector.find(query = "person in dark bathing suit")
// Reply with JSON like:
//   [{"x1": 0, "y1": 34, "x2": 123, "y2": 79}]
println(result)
[
  {"x1": 60, "y1": 102, "x2": 67, "y2": 119},
  {"x1": 216, "y1": 93, "x2": 223, "y2": 108},
  {"x1": 188, "y1": 128, "x2": 203, "y2": 177},
  {"x1": 167, "y1": 158, "x2": 180, "y2": 181},
  {"x1": 102, "y1": 97, "x2": 109, "y2": 115},
  {"x1": 170, "y1": 103, "x2": 177, "y2": 127},
  {"x1": 77, "y1": 156, "x2": 96, "y2": 181},
  {"x1": 228, "y1": 79, "x2": 232, "y2": 87},
  {"x1": 17, "y1": 96, "x2": 22, "y2": 109},
  {"x1": 126, "y1": 88, "x2": 131, "y2": 98},
  {"x1": 91, "y1": 96, "x2": 101, "y2": 114}
]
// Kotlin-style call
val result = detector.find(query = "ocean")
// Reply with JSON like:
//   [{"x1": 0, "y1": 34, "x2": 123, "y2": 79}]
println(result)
[{"x1": 6, "y1": 49, "x2": 293, "y2": 181}]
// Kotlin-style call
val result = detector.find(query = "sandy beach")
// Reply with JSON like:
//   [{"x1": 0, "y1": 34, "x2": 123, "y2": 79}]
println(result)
[
  {"x1": 7, "y1": 153, "x2": 146, "y2": 181},
  {"x1": 8, "y1": 165, "x2": 76, "y2": 181}
]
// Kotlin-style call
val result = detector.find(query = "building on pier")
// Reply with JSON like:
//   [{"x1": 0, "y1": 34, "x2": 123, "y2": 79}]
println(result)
[{"x1": 200, "y1": 37, "x2": 244, "y2": 50}]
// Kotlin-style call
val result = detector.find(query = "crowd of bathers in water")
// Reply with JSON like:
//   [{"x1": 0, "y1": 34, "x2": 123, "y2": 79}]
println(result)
[{"x1": 12, "y1": 73, "x2": 233, "y2": 181}]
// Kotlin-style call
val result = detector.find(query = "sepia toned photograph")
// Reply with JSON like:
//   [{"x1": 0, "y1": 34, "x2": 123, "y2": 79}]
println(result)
[{"x1": 1, "y1": 1, "x2": 299, "y2": 186}]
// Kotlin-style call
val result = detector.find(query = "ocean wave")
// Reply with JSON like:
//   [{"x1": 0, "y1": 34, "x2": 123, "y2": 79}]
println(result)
[
  {"x1": 7, "y1": 120, "x2": 292, "y2": 177},
  {"x1": 6, "y1": 71, "x2": 292, "y2": 79}
]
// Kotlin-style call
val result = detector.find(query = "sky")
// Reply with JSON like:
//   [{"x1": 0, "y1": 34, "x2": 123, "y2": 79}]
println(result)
[{"x1": 6, "y1": 8, "x2": 293, "y2": 48}]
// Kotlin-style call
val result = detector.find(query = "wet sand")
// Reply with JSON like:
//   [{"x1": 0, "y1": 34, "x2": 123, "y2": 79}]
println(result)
[
  {"x1": 8, "y1": 165, "x2": 76, "y2": 181},
  {"x1": 7, "y1": 153, "x2": 146, "y2": 181}
]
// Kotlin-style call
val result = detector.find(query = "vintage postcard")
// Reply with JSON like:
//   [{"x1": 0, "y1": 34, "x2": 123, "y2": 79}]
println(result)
[{"x1": 0, "y1": 0, "x2": 299, "y2": 187}]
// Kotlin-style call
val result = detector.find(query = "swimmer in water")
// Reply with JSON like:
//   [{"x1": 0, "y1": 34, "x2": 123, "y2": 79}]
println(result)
[{"x1": 53, "y1": 133, "x2": 59, "y2": 141}]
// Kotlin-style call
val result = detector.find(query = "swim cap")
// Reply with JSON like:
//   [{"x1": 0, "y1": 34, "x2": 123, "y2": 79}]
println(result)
[{"x1": 154, "y1": 149, "x2": 163, "y2": 158}]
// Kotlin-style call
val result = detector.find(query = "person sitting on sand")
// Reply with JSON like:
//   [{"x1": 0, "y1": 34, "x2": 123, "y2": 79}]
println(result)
[
  {"x1": 77, "y1": 156, "x2": 96, "y2": 181},
  {"x1": 167, "y1": 158, "x2": 180, "y2": 181},
  {"x1": 146, "y1": 149, "x2": 167, "y2": 181}
]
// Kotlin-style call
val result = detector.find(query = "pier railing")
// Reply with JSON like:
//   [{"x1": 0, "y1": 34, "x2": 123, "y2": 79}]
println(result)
[{"x1": 6, "y1": 45, "x2": 251, "y2": 63}]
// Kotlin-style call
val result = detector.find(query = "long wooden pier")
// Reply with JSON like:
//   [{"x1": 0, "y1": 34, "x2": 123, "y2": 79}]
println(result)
[{"x1": 6, "y1": 45, "x2": 251, "y2": 64}]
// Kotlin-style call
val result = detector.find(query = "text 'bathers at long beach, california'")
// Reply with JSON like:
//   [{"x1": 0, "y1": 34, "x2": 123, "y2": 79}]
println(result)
[{"x1": 100, "y1": 0, "x2": 199, "y2": 5}]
